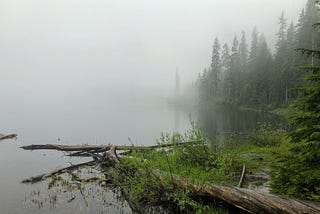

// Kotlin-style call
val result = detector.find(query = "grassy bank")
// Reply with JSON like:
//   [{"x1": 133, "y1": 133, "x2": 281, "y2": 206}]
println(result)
[{"x1": 112, "y1": 123, "x2": 291, "y2": 213}]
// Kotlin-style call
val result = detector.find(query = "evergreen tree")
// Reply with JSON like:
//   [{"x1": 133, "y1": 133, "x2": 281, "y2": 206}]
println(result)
[
  {"x1": 221, "y1": 43, "x2": 231, "y2": 97},
  {"x1": 239, "y1": 31, "x2": 248, "y2": 67},
  {"x1": 209, "y1": 37, "x2": 221, "y2": 97},
  {"x1": 272, "y1": 12, "x2": 289, "y2": 106},
  {"x1": 197, "y1": 1, "x2": 320, "y2": 109},
  {"x1": 296, "y1": 0, "x2": 319, "y2": 53},
  {"x1": 239, "y1": 31, "x2": 249, "y2": 103},
  {"x1": 271, "y1": 23, "x2": 320, "y2": 201},
  {"x1": 248, "y1": 34, "x2": 273, "y2": 107},
  {"x1": 283, "y1": 22, "x2": 298, "y2": 102},
  {"x1": 276, "y1": 11, "x2": 288, "y2": 50},
  {"x1": 198, "y1": 68, "x2": 209, "y2": 102},
  {"x1": 221, "y1": 43, "x2": 231, "y2": 70},
  {"x1": 229, "y1": 36, "x2": 240, "y2": 102},
  {"x1": 249, "y1": 27, "x2": 259, "y2": 63},
  {"x1": 295, "y1": 9, "x2": 305, "y2": 47}
]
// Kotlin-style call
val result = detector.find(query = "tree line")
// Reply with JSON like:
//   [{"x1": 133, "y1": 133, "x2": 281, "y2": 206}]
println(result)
[{"x1": 197, "y1": 0, "x2": 320, "y2": 109}]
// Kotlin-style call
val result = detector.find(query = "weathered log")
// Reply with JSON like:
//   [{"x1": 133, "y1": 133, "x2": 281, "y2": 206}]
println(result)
[
  {"x1": 107, "y1": 153, "x2": 320, "y2": 214},
  {"x1": 0, "y1": 134, "x2": 17, "y2": 141},
  {"x1": 21, "y1": 144, "x2": 111, "y2": 152},
  {"x1": 171, "y1": 176, "x2": 320, "y2": 214},
  {"x1": 21, "y1": 141, "x2": 203, "y2": 153}
]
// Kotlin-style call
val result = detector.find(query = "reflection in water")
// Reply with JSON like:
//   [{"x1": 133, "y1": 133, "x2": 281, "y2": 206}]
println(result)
[
  {"x1": 22, "y1": 101, "x2": 285, "y2": 213},
  {"x1": 24, "y1": 168, "x2": 131, "y2": 213},
  {"x1": 197, "y1": 104, "x2": 286, "y2": 138},
  {"x1": 174, "y1": 106, "x2": 180, "y2": 133}
]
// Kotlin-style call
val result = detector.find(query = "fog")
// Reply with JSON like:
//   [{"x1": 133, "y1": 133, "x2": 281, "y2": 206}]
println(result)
[
  {"x1": 0, "y1": 1, "x2": 311, "y2": 212},
  {"x1": 1, "y1": 0, "x2": 305, "y2": 99}
]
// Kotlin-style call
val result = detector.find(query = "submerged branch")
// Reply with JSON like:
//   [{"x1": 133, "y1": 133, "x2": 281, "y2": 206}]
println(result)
[
  {"x1": 21, "y1": 160, "x2": 97, "y2": 184},
  {"x1": 0, "y1": 134, "x2": 17, "y2": 141}
]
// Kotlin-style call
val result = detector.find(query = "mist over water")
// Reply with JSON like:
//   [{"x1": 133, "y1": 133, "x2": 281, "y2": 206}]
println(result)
[{"x1": 0, "y1": 0, "x2": 308, "y2": 212}]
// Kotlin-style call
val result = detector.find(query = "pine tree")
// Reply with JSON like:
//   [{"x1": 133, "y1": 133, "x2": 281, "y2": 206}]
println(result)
[
  {"x1": 198, "y1": 68, "x2": 209, "y2": 102},
  {"x1": 294, "y1": 0, "x2": 320, "y2": 94},
  {"x1": 229, "y1": 36, "x2": 240, "y2": 102},
  {"x1": 283, "y1": 22, "x2": 298, "y2": 102},
  {"x1": 247, "y1": 34, "x2": 273, "y2": 107},
  {"x1": 221, "y1": 43, "x2": 231, "y2": 69},
  {"x1": 295, "y1": 9, "x2": 305, "y2": 47},
  {"x1": 221, "y1": 43, "x2": 231, "y2": 97},
  {"x1": 276, "y1": 11, "x2": 288, "y2": 50},
  {"x1": 249, "y1": 27, "x2": 259, "y2": 63},
  {"x1": 296, "y1": 0, "x2": 319, "y2": 52},
  {"x1": 239, "y1": 31, "x2": 249, "y2": 104},
  {"x1": 272, "y1": 12, "x2": 289, "y2": 106},
  {"x1": 239, "y1": 31, "x2": 248, "y2": 67},
  {"x1": 243, "y1": 28, "x2": 259, "y2": 105},
  {"x1": 271, "y1": 22, "x2": 320, "y2": 202},
  {"x1": 209, "y1": 37, "x2": 221, "y2": 97}
]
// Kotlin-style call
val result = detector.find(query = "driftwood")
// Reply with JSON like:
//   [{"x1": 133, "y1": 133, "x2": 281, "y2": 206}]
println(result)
[
  {"x1": 237, "y1": 163, "x2": 246, "y2": 188},
  {"x1": 171, "y1": 176, "x2": 320, "y2": 214},
  {"x1": 21, "y1": 141, "x2": 202, "y2": 152},
  {"x1": 22, "y1": 146, "x2": 121, "y2": 184},
  {"x1": 21, "y1": 143, "x2": 320, "y2": 214},
  {"x1": 0, "y1": 134, "x2": 17, "y2": 141},
  {"x1": 22, "y1": 160, "x2": 97, "y2": 183}
]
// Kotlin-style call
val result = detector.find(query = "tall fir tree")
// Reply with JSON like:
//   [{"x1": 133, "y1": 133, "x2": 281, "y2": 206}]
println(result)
[
  {"x1": 272, "y1": 12, "x2": 289, "y2": 106},
  {"x1": 248, "y1": 34, "x2": 273, "y2": 107},
  {"x1": 221, "y1": 43, "x2": 231, "y2": 70},
  {"x1": 245, "y1": 28, "x2": 259, "y2": 105},
  {"x1": 296, "y1": 0, "x2": 319, "y2": 54},
  {"x1": 239, "y1": 31, "x2": 249, "y2": 104},
  {"x1": 249, "y1": 27, "x2": 259, "y2": 63},
  {"x1": 209, "y1": 37, "x2": 221, "y2": 97},
  {"x1": 283, "y1": 22, "x2": 298, "y2": 102},
  {"x1": 276, "y1": 11, "x2": 288, "y2": 50},
  {"x1": 271, "y1": 23, "x2": 320, "y2": 201},
  {"x1": 239, "y1": 31, "x2": 249, "y2": 67},
  {"x1": 221, "y1": 43, "x2": 231, "y2": 97},
  {"x1": 229, "y1": 36, "x2": 240, "y2": 102}
]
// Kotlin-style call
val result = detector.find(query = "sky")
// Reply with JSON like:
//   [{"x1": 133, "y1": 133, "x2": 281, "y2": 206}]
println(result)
[{"x1": 0, "y1": 0, "x2": 307, "y2": 98}]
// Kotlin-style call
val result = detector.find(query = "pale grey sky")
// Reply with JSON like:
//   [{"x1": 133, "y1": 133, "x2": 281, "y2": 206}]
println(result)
[{"x1": 0, "y1": 0, "x2": 306, "y2": 98}]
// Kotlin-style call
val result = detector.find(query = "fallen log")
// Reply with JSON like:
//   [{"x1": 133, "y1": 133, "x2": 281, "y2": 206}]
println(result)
[
  {"x1": 21, "y1": 141, "x2": 203, "y2": 153},
  {"x1": 0, "y1": 134, "x2": 17, "y2": 141},
  {"x1": 171, "y1": 176, "x2": 320, "y2": 214}
]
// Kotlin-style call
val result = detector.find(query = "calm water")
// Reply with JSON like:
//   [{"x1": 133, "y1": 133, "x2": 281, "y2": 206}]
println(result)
[
  {"x1": 0, "y1": 95, "x2": 282, "y2": 213},
  {"x1": 0, "y1": 94, "x2": 192, "y2": 214}
]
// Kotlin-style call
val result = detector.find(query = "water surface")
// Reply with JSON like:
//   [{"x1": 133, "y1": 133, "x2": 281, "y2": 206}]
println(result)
[{"x1": 0, "y1": 95, "x2": 282, "y2": 213}]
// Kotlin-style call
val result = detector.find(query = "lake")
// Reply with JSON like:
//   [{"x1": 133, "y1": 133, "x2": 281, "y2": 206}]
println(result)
[{"x1": 0, "y1": 94, "x2": 283, "y2": 213}]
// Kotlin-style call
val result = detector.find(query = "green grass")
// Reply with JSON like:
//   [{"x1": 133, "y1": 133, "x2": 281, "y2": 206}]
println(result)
[{"x1": 111, "y1": 123, "x2": 294, "y2": 213}]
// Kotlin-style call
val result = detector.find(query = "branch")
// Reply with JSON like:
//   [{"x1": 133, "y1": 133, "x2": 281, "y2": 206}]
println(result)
[
  {"x1": 0, "y1": 134, "x2": 17, "y2": 141},
  {"x1": 237, "y1": 163, "x2": 246, "y2": 188},
  {"x1": 21, "y1": 160, "x2": 97, "y2": 183}
]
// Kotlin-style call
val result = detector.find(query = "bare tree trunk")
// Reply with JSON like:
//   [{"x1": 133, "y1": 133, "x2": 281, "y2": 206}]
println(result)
[{"x1": 171, "y1": 176, "x2": 320, "y2": 214}]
